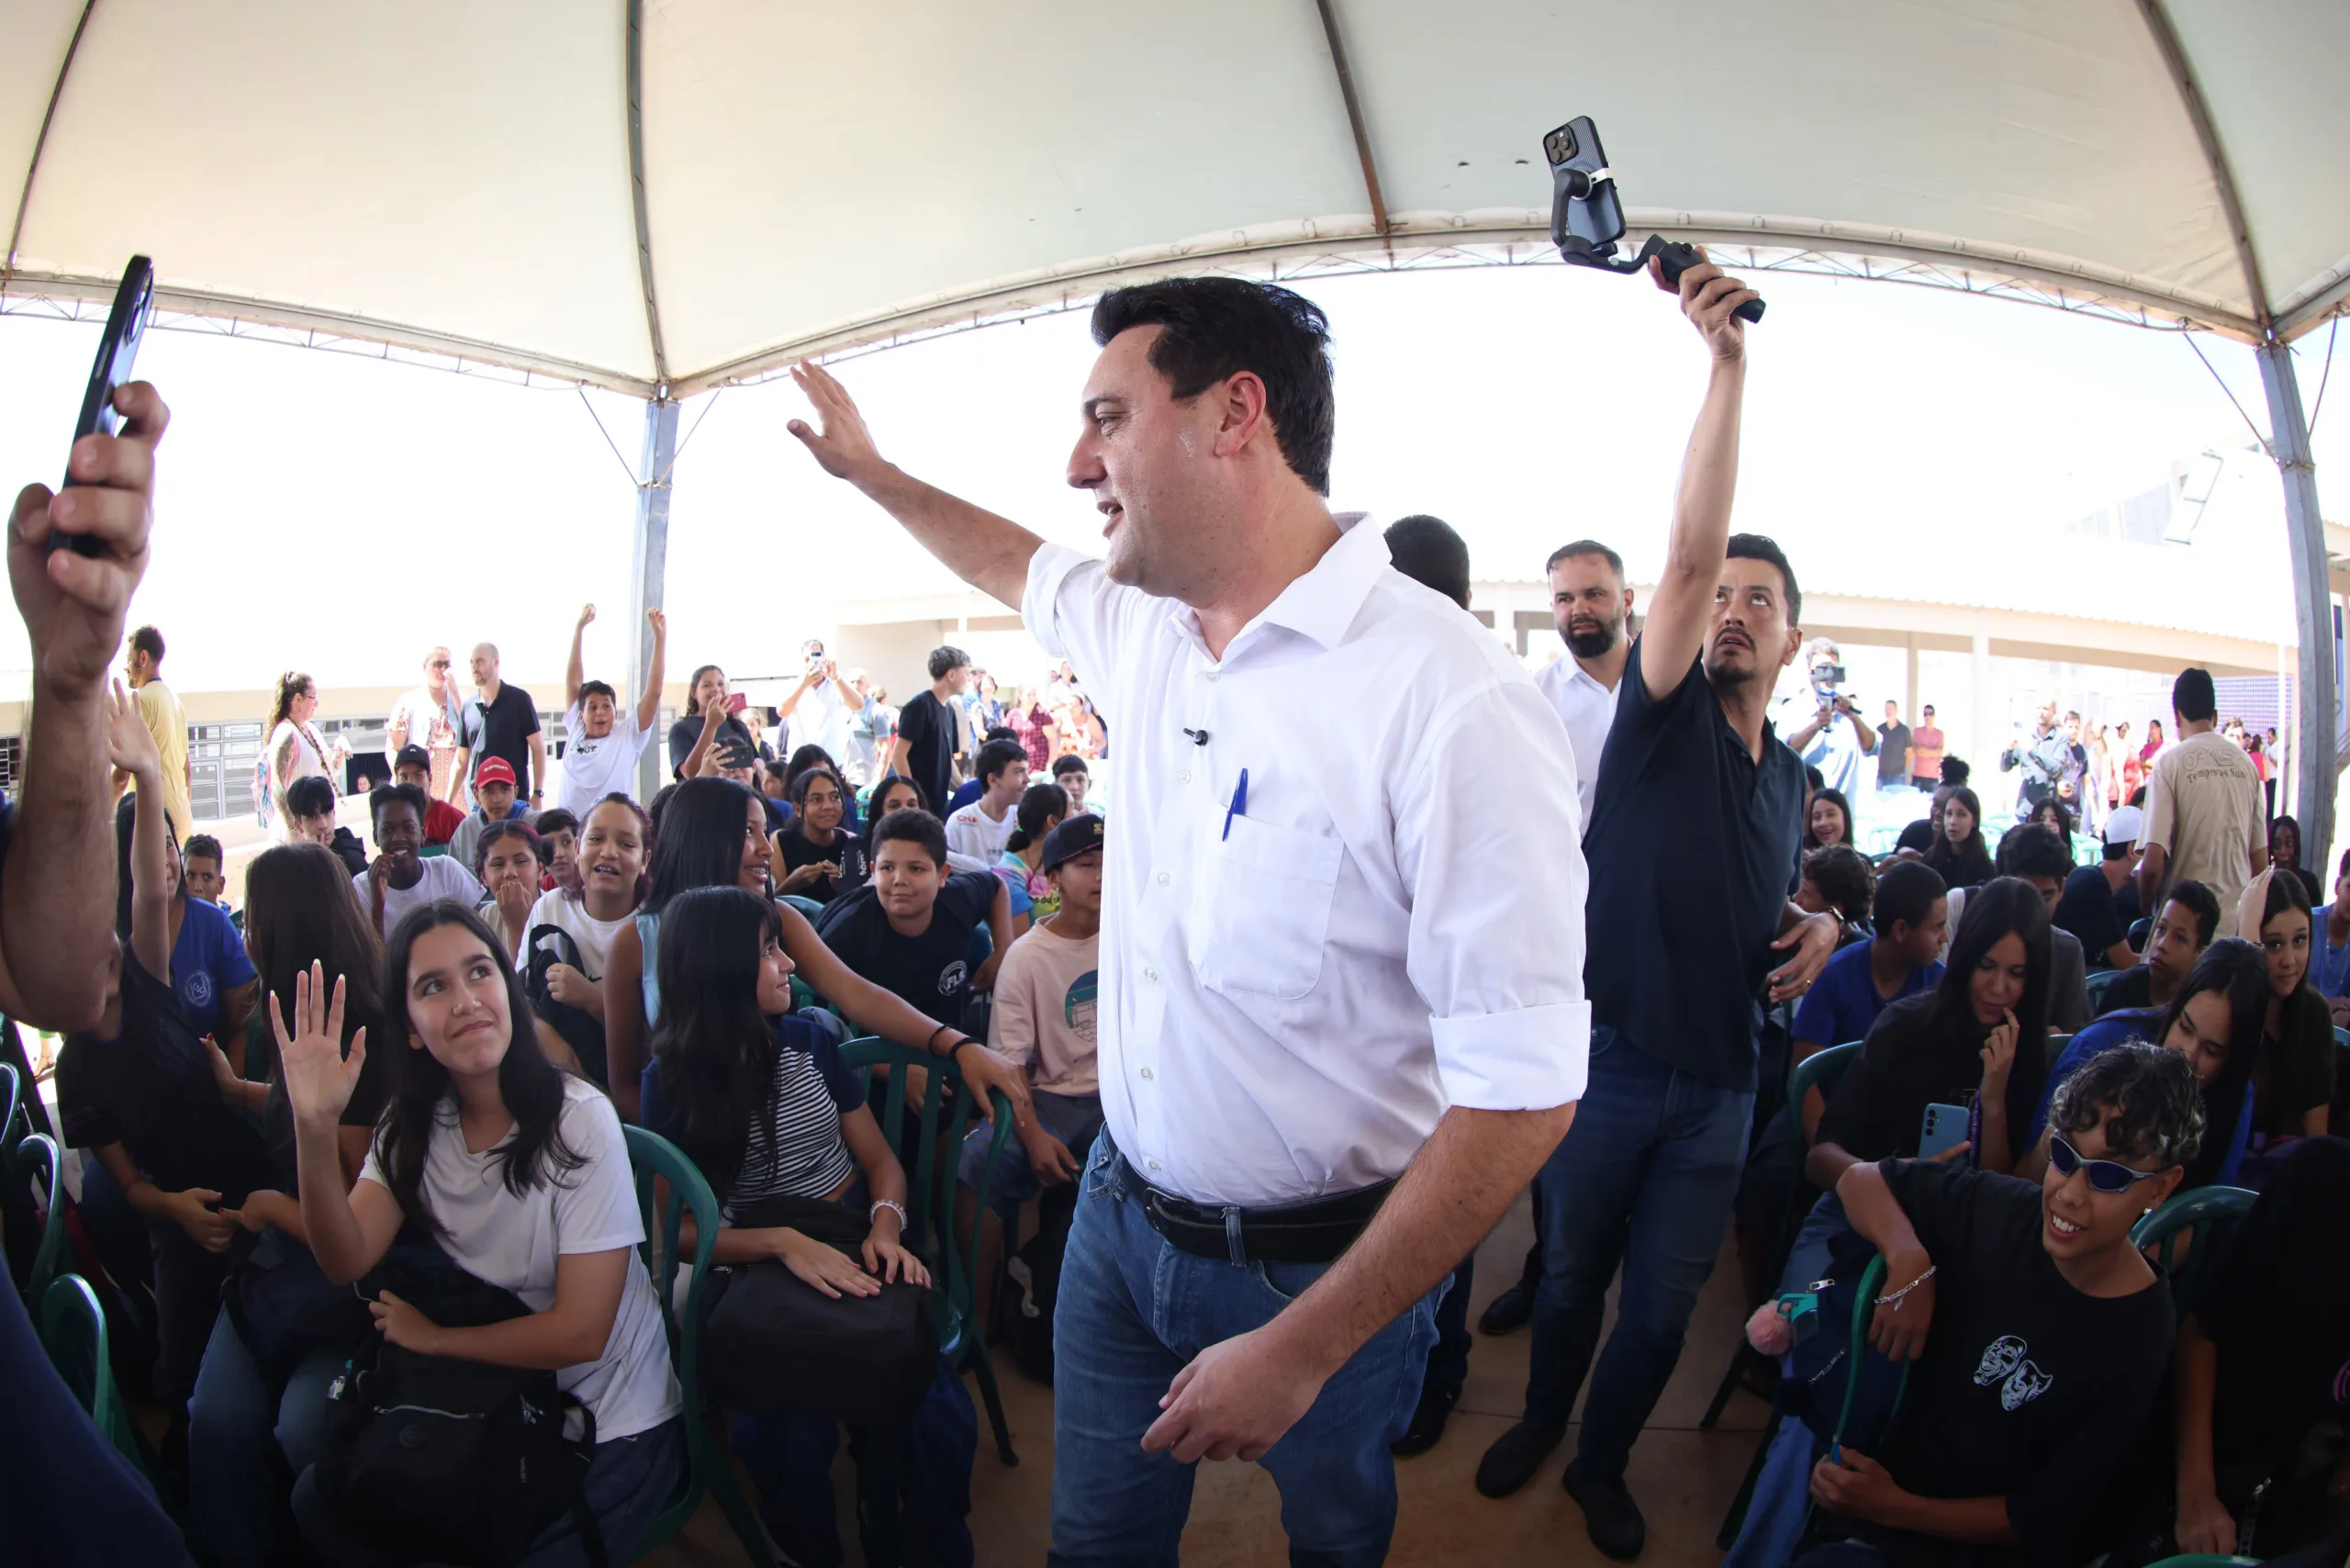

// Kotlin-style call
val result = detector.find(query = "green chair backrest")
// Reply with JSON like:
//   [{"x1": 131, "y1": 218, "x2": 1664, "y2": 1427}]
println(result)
[
  {"x1": 779, "y1": 893, "x2": 826, "y2": 923},
  {"x1": 0, "y1": 1059, "x2": 19, "y2": 1156},
  {"x1": 14, "y1": 1132, "x2": 65, "y2": 1303},
  {"x1": 2084, "y1": 968, "x2": 2122, "y2": 1012},
  {"x1": 1790, "y1": 1041, "x2": 1862, "y2": 1148},
  {"x1": 838, "y1": 1037, "x2": 1017, "y2": 1347},
  {"x1": 2137, "y1": 1556, "x2": 2261, "y2": 1568},
  {"x1": 2131, "y1": 1184, "x2": 2257, "y2": 1319},
  {"x1": 621, "y1": 1123, "x2": 777, "y2": 1568}
]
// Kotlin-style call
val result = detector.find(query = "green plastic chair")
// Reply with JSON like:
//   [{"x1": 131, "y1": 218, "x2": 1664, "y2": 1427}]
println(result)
[
  {"x1": 40, "y1": 1272, "x2": 160, "y2": 1492},
  {"x1": 622, "y1": 1124, "x2": 776, "y2": 1568},
  {"x1": 840, "y1": 1036, "x2": 1022, "y2": 1466},
  {"x1": 2084, "y1": 967, "x2": 2123, "y2": 1014},
  {"x1": 2137, "y1": 1556, "x2": 2260, "y2": 1568},
  {"x1": 2131, "y1": 1185, "x2": 2257, "y2": 1320},
  {"x1": 13, "y1": 1132, "x2": 65, "y2": 1303}
]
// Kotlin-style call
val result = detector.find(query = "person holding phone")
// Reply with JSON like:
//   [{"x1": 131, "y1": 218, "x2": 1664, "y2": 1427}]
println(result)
[
  {"x1": 668, "y1": 662, "x2": 755, "y2": 781},
  {"x1": 777, "y1": 638, "x2": 867, "y2": 763}
]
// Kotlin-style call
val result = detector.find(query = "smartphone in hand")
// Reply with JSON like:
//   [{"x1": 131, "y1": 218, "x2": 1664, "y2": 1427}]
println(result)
[{"x1": 57, "y1": 255, "x2": 156, "y2": 556}]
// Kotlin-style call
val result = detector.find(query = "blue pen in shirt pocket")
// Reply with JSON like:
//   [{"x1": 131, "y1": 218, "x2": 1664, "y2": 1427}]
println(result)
[{"x1": 1223, "y1": 768, "x2": 1248, "y2": 842}]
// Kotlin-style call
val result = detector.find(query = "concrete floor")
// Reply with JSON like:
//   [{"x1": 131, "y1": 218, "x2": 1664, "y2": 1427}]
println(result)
[{"x1": 646, "y1": 1189, "x2": 1769, "y2": 1566}]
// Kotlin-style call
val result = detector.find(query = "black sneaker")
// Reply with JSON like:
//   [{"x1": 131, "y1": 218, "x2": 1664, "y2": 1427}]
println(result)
[
  {"x1": 1473, "y1": 1419, "x2": 1564, "y2": 1497},
  {"x1": 1390, "y1": 1385, "x2": 1458, "y2": 1457},
  {"x1": 1561, "y1": 1461, "x2": 1647, "y2": 1560},
  {"x1": 1477, "y1": 1275, "x2": 1539, "y2": 1336}
]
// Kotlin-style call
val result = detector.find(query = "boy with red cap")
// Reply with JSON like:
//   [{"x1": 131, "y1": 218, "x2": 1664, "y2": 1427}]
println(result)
[{"x1": 446, "y1": 755, "x2": 537, "y2": 870}]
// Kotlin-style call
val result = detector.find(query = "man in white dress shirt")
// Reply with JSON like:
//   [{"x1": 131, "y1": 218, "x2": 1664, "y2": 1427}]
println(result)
[
  {"x1": 788, "y1": 277, "x2": 1589, "y2": 1565},
  {"x1": 1533, "y1": 539, "x2": 1634, "y2": 829}
]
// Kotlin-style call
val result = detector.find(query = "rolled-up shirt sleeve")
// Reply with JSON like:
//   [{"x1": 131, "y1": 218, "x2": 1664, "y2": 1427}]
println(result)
[{"x1": 1398, "y1": 677, "x2": 1590, "y2": 1112}]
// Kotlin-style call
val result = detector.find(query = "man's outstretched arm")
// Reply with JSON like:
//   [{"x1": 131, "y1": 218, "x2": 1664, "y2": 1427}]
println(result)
[
  {"x1": 1630, "y1": 252, "x2": 1760, "y2": 705},
  {"x1": 787, "y1": 362, "x2": 1043, "y2": 610}
]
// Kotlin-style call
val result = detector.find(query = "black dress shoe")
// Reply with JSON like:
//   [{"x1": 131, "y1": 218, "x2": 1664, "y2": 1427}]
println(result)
[
  {"x1": 1390, "y1": 1385, "x2": 1458, "y2": 1456},
  {"x1": 1477, "y1": 1276, "x2": 1539, "y2": 1336},
  {"x1": 1473, "y1": 1419, "x2": 1564, "y2": 1497},
  {"x1": 1562, "y1": 1460, "x2": 1647, "y2": 1560}
]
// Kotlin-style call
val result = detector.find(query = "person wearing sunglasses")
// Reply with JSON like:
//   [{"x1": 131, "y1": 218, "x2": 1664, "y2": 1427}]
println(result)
[
  {"x1": 1799, "y1": 1043, "x2": 2199, "y2": 1566},
  {"x1": 2022, "y1": 938, "x2": 2265, "y2": 1192}
]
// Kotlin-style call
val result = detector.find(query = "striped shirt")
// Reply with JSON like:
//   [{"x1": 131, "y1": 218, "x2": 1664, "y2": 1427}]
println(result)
[{"x1": 722, "y1": 1017, "x2": 866, "y2": 1219}]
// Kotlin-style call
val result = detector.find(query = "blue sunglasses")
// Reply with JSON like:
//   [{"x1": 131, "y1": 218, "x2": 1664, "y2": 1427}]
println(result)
[{"x1": 2048, "y1": 1134, "x2": 2170, "y2": 1194}]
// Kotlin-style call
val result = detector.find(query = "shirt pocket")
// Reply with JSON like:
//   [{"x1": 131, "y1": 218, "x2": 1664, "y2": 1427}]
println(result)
[{"x1": 1184, "y1": 813, "x2": 1344, "y2": 1001}]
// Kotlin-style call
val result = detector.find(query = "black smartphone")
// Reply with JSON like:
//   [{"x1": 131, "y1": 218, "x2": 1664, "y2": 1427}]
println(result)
[
  {"x1": 1545, "y1": 117, "x2": 1626, "y2": 256},
  {"x1": 56, "y1": 254, "x2": 156, "y2": 555}
]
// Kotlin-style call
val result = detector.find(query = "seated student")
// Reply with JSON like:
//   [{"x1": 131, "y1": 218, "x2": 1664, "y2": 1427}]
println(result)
[
  {"x1": 602, "y1": 778, "x2": 1033, "y2": 1127},
  {"x1": 2165, "y1": 1136, "x2": 2350, "y2": 1557},
  {"x1": 554, "y1": 602, "x2": 663, "y2": 818},
  {"x1": 1811, "y1": 877, "x2": 2053, "y2": 1191},
  {"x1": 956, "y1": 814, "x2": 1102, "y2": 1320},
  {"x1": 943, "y1": 728, "x2": 1019, "y2": 819},
  {"x1": 476, "y1": 819, "x2": 546, "y2": 963},
  {"x1": 1800, "y1": 1044, "x2": 2196, "y2": 1567},
  {"x1": 1792, "y1": 859, "x2": 1950, "y2": 1099},
  {"x1": 356, "y1": 783, "x2": 486, "y2": 939},
  {"x1": 532, "y1": 806, "x2": 581, "y2": 895},
  {"x1": 813, "y1": 809, "x2": 1013, "y2": 1028},
  {"x1": 1922, "y1": 784, "x2": 1995, "y2": 890},
  {"x1": 1796, "y1": 845, "x2": 1877, "y2": 947},
  {"x1": 390, "y1": 743, "x2": 466, "y2": 847},
  {"x1": 637, "y1": 886, "x2": 966, "y2": 1568},
  {"x1": 2099, "y1": 879, "x2": 2220, "y2": 1016},
  {"x1": 285, "y1": 774, "x2": 368, "y2": 877},
  {"x1": 2021, "y1": 938, "x2": 2264, "y2": 1191},
  {"x1": 182, "y1": 832, "x2": 229, "y2": 910},
  {"x1": 2238, "y1": 870, "x2": 2335, "y2": 1158},
  {"x1": 58, "y1": 698, "x2": 276, "y2": 1438},
  {"x1": 447, "y1": 756, "x2": 537, "y2": 871},
  {"x1": 1894, "y1": 786, "x2": 1951, "y2": 857},
  {"x1": 2026, "y1": 795, "x2": 2074, "y2": 857},
  {"x1": 186, "y1": 843, "x2": 391, "y2": 1568},
  {"x1": 944, "y1": 738, "x2": 1029, "y2": 873},
  {"x1": 2315, "y1": 849, "x2": 2350, "y2": 1021},
  {"x1": 1051, "y1": 753, "x2": 1099, "y2": 818},
  {"x1": 280, "y1": 904, "x2": 685, "y2": 1565},
  {"x1": 773, "y1": 766, "x2": 868, "y2": 905},
  {"x1": 762, "y1": 758, "x2": 793, "y2": 803},
  {"x1": 1805, "y1": 787, "x2": 1856, "y2": 854},
  {"x1": 2058, "y1": 803, "x2": 2144, "y2": 971},
  {"x1": 862, "y1": 775, "x2": 929, "y2": 860},
  {"x1": 1969, "y1": 823, "x2": 2091, "y2": 1033},
  {"x1": 526, "y1": 793, "x2": 650, "y2": 1028},
  {"x1": 992, "y1": 781, "x2": 1069, "y2": 936}
]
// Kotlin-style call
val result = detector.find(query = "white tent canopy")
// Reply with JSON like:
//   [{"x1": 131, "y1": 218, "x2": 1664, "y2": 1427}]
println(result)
[
  {"x1": 5, "y1": 0, "x2": 2345, "y2": 833},
  {"x1": 6, "y1": 0, "x2": 2346, "y2": 397}
]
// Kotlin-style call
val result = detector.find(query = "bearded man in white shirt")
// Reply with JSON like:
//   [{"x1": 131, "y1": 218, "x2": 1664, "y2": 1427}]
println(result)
[{"x1": 787, "y1": 275, "x2": 1591, "y2": 1565}]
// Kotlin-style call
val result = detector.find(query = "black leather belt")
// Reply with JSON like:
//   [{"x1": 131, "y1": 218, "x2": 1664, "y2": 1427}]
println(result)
[{"x1": 1113, "y1": 1147, "x2": 1393, "y2": 1265}]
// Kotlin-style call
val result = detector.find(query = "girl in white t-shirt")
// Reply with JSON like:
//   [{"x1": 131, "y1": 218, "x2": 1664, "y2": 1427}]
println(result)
[
  {"x1": 527, "y1": 794, "x2": 651, "y2": 1013},
  {"x1": 278, "y1": 902, "x2": 683, "y2": 1565}
]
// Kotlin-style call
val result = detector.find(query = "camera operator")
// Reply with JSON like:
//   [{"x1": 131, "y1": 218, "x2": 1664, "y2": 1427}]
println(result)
[
  {"x1": 776, "y1": 635, "x2": 866, "y2": 762},
  {"x1": 1780, "y1": 638, "x2": 1876, "y2": 801}
]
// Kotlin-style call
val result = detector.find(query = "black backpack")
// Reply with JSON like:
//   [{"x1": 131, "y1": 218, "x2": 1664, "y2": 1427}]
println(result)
[
  {"x1": 312, "y1": 1251, "x2": 607, "y2": 1568},
  {"x1": 526, "y1": 924, "x2": 610, "y2": 1086},
  {"x1": 1002, "y1": 1182, "x2": 1077, "y2": 1386}
]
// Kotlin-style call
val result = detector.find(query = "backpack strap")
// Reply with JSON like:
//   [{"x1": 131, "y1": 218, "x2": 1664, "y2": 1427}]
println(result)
[{"x1": 558, "y1": 1394, "x2": 610, "y2": 1568}]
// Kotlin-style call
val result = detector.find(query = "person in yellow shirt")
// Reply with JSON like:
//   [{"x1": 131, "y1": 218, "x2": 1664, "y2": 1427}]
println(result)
[{"x1": 125, "y1": 624, "x2": 193, "y2": 843}]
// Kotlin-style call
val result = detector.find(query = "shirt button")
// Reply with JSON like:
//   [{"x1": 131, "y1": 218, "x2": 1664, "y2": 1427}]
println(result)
[
  {"x1": 1147, "y1": 1159, "x2": 1161, "y2": 1171},
  {"x1": 1157, "y1": 871, "x2": 1170, "y2": 886},
  {"x1": 1144, "y1": 966, "x2": 1158, "y2": 981},
  {"x1": 1140, "y1": 1067, "x2": 1155, "y2": 1081},
  {"x1": 1204, "y1": 671, "x2": 1220, "y2": 682},
  {"x1": 1178, "y1": 769, "x2": 1191, "y2": 784}
]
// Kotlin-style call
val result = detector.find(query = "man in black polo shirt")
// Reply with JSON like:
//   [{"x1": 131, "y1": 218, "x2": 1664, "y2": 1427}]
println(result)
[
  {"x1": 453, "y1": 641, "x2": 547, "y2": 815},
  {"x1": 1478, "y1": 253, "x2": 1839, "y2": 1558}
]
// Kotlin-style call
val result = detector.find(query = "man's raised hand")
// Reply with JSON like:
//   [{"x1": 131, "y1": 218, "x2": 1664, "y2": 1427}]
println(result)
[
  {"x1": 275, "y1": 960, "x2": 367, "y2": 1128},
  {"x1": 9, "y1": 383, "x2": 167, "y2": 700},
  {"x1": 786, "y1": 362, "x2": 886, "y2": 484},
  {"x1": 1651, "y1": 248, "x2": 1758, "y2": 364}
]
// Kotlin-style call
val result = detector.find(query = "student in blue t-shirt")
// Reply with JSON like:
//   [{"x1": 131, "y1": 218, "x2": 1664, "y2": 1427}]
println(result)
[
  {"x1": 1789, "y1": 860, "x2": 1950, "y2": 1133},
  {"x1": 2023, "y1": 937, "x2": 2265, "y2": 1191},
  {"x1": 116, "y1": 791, "x2": 259, "y2": 1052}
]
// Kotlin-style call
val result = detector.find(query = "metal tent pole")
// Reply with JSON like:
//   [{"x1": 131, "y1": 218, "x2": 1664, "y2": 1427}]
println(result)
[
  {"x1": 630, "y1": 395, "x2": 678, "y2": 801},
  {"x1": 2257, "y1": 339, "x2": 2334, "y2": 875}
]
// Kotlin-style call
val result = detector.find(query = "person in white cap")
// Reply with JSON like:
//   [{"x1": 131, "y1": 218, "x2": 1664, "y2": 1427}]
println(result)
[{"x1": 2056, "y1": 802, "x2": 2146, "y2": 972}]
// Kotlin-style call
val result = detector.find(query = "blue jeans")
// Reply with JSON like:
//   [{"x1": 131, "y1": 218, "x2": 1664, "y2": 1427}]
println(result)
[
  {"x1": 1047, "y1": 1133, "x2": 1439, "y2": 1568},
  {"x1": 1524, "y1": 1026, "x2": 1755, "y2": 1475},
  {"x1": 1420, "y1": 1255, "x2": 1474, "y2": 1405},
  {"x1": 187, "y1": 1305, "x2": 345, "y2": 1566}
]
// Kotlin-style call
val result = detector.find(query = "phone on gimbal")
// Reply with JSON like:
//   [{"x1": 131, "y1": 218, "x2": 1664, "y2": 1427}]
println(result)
[
  {"x1": 56, "y1": 254, "x2": 156, "y2": 556},
  {"x1": 1543, "y1": 118, "x2": 1763, "y2": 323}
]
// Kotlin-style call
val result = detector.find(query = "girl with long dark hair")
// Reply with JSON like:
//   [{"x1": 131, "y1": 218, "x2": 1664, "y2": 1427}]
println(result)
[
  {"x1": 773, "y1": 767, "x2": 867, "y2": 904},
  {"x1": 2240, "y1": 871, "x2": 2335, "y2": 1146},
  {"x1": 475, "y1": 817, "x2": 544, "y2": 962},
  {"x1": 187, "y1": 841, "x2": 390, "y2": 1566},
  {"x1": 996, "y1": 780, "x2": 1069, "y2": 933},
  {"x1": 2026, "y1": 938, "x2": 2264, "y2": 1191},
  {"x1": 1922, "y1": 784, "x2": 1994, "y2": 889},
  {"x1": 526, "y1": 793, "x2": 652, "y2": 1022},
  {"x1": 600, "y1": 778, "x2": 1035, "y2": 1127},
  {"x1": 862, "y1": 775, "x2": 929, "y2": 859},
  {"x1": 2268, "y1": 813, "x2": 2322, "y2": 906},
  {"x1": 1802, "y1": 786, "x2": 1853, "y2": 853},
  {"x1": 280, "y1": 902, "x2": 684, "y2": 1563}
]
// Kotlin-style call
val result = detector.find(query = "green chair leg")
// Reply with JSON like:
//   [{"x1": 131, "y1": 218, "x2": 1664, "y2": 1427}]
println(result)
[{"x1": 965, "y1": 1334, "x2": 1019, "y2": 1467}]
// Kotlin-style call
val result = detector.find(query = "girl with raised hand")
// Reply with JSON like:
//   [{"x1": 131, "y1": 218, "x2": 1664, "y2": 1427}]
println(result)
[
  {"x1": 278, "y1": 906, "x2": 684, "y2": 1565},
  {"x1": 601, "y1": 777, "x2": 1034, "y2": 1131}
]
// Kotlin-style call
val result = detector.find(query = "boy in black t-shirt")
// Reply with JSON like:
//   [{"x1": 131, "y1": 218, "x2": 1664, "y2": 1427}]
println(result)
[
  {"x1": 811, "y1": 807, "x2": 1012, "y2": 1026},
  {"x1": 1803, "y1": 1043, "x2": 2198, "y2": 1567}
]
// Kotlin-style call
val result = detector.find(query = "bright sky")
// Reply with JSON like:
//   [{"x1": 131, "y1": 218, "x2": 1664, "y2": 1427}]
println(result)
[{"x1": 0, "y1": 261, "x2": 2341, "y2": 700}]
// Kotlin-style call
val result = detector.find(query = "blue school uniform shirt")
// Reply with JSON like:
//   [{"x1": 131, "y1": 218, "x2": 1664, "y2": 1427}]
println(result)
[
  {"x1": 170, "y1": 895, "x2": 255, "y2": 1036},
  {"x1": 1790, "y1": 940, "x2": 1943, "y2": 1049},
  {"x1": 2030, "y1": 1007, "x2": 2254, "y2": 1185}
]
